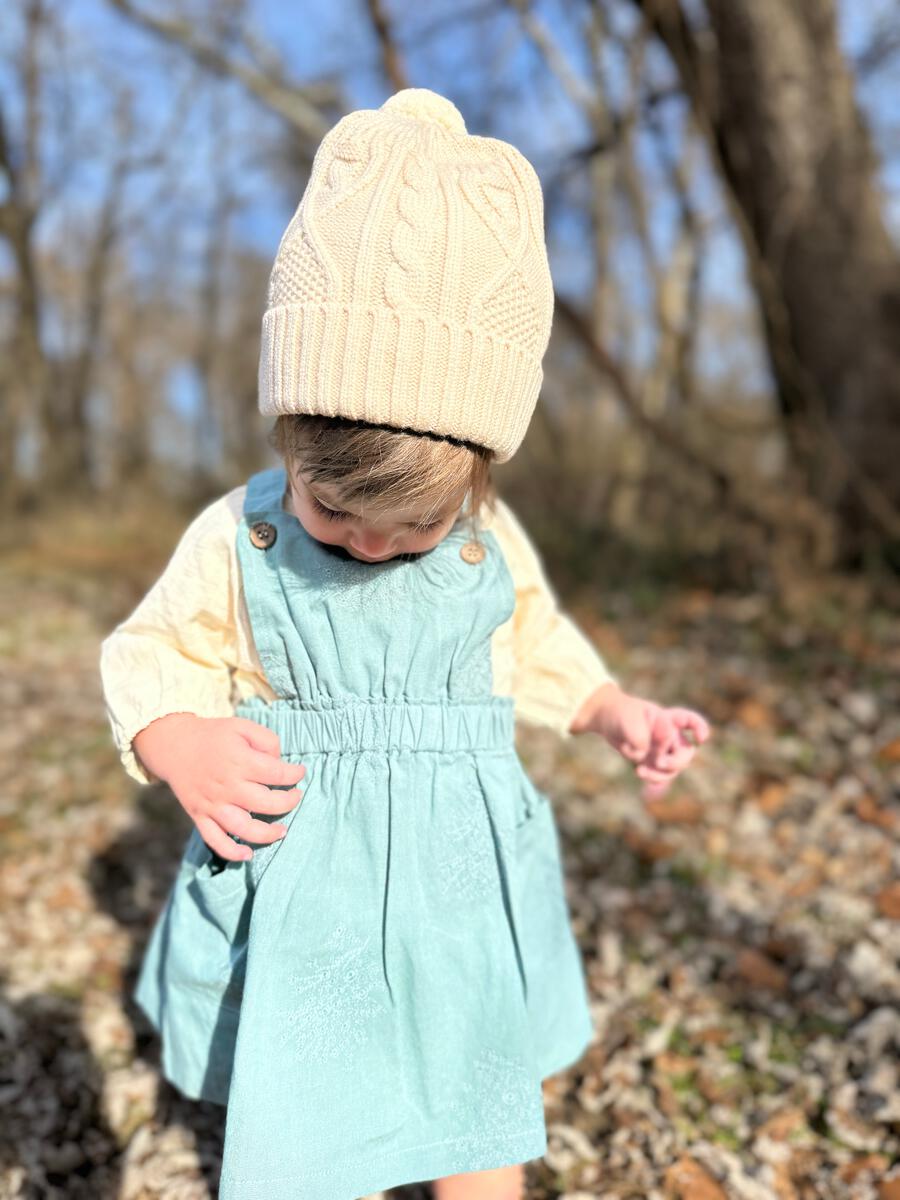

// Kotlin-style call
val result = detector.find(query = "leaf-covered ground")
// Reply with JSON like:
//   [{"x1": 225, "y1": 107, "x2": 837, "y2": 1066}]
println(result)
[{"x1": 1, "y1": 504, "x2": 899, "y2": 1200}]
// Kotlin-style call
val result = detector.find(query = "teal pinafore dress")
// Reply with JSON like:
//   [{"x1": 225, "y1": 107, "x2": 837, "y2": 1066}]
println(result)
[{"x1": 134, "y1": 466, "x2": 594, "y2": 1200}]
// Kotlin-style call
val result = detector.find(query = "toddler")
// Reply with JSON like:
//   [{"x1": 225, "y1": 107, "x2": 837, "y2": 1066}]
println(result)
[{"x1": 100, "y1": 88, "x2": 709, "y2": 1200}]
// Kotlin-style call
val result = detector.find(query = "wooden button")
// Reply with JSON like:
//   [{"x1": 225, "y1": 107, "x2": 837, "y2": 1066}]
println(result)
[
  {"x1": 249, "y1": 520, "x2": 277, "y2": 550},
  {"x1": 460, "y1": 540, "x2": 485, "y2": 564}
]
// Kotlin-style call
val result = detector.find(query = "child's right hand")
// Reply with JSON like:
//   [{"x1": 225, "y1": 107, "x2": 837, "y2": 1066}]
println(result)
[{"x1": 132, "y1": 713, "x2": 306, "y2": 862}]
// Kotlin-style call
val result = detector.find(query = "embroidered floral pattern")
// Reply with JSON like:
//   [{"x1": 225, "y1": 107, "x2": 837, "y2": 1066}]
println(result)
[
  {"x1": 447, "y1": 644, "x2": 493, "y2": 700},
  {"x1": 283, "y1": 923, "x2": 386, "y2": 1064},
  {"x1": 445, "y1": 1046, "x2": 543, "y2": 1150},
  {"x1": 433, "y1": 763, "x2": 520, "y2": 909},
  {"x1": 435, "y1": 795, "x2": 499, "y2": 905}
]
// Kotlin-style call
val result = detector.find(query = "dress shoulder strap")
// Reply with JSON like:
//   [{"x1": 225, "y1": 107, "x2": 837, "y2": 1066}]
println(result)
[{"x1": 242, "y1": 466, "x2": 288, "y2": 517}]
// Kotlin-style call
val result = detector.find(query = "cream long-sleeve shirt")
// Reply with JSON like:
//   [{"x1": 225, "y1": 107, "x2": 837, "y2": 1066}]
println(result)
[{"x1": 99, "y1": 482, "x2": 615, "y2": 786}]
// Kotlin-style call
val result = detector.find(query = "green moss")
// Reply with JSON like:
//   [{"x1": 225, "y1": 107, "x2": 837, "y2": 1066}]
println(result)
[
  {"x1": 744, "y1": 1068, "x2": 783, "y2": 1096},
  {"x1": 700, "y1": 855, "x2": 732, "y2": 881},
  {"x1": 670, "y1": 1071, "x2": 697, "y2": 1094},
  {"x1": 92, "y1": 970, "x2": 120, "y2": 993},
  {"x1": 668, "y1": 861, "x2": 702, "y2": 888},
  {"x1": 716, "y1": 1071, "x2": 748, "y2": 1097},
  {"x1": 668, "y1": 1025, "x2": 694, "y2": 1056},
  {"x1": 799, "y1": 1014, "x2": 847, "y2": 1039},
  {"x1": 47, "y1": 979, "x2": 85, "y2": 1000},
  {"x1": 672, "y1": 1113, "x2": 700, "y2": 1141},
  {"x1": 711, "y1": 1128, "x2": 741, "y2": 1150},
  {"x1": 718, "y1": 740, "x2": 747, "y2": 767}
]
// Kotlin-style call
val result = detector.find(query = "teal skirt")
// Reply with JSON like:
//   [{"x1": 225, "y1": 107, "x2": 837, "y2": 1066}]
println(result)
[{"x1": 134, "y1": 698, "x2": 594, "y2": 1200}]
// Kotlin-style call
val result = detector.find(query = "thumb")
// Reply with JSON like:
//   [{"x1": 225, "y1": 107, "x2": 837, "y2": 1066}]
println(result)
[
  {"x1": 620, "y1": 740, "x2": 647, "y2": 763},
  {"x1": 620, "y1": 706, "x2": 654, "y2": 760}
]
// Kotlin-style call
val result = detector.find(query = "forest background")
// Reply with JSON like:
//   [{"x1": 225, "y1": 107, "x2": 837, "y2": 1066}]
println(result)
[{"x1": 2, "y1": 3, "x2": 900, "y2": 1198}]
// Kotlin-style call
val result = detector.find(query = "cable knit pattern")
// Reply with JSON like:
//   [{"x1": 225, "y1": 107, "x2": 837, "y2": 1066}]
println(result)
[
  {"x1": 258, "y1": 88, "x2": 555, "y2": 462},
  {"x1": 384, "y1": 150, "x2": 436, "y2": 313}
]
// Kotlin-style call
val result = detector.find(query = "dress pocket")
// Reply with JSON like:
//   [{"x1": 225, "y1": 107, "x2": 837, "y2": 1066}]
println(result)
[
  {"x1": 179, "y1": 780, "x2": 308, "y2": 942},
  {"x1": 512, "y1": 771, "x2": 572, "y2": 959},
  {"x1": 182, "y1": 830, "x2": 254, "y2": 943},
  {"x1": 514, "y1": 769, "x2": 551, "y2": 830}
]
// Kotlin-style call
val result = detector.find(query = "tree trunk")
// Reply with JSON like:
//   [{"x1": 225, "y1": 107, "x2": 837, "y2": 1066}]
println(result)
[{"x1": 638, "y1": 0, "x2": 900, "y2": 562}]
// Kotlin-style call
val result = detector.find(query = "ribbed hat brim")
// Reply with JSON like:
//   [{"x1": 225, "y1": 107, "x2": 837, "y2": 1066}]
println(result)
[{"x1": 258, "y1": 302, "x2": 543, "y2": 463}]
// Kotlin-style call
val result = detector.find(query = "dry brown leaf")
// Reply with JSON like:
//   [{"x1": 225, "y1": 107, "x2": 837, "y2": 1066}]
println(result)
[
  {"x1": 734, "y1": 947, "x2": 789, "y2": 992},
  {"x1": 664, "y1": 1156, "x2": 728, "y2": 1200},
  {"x1": 644, "y1": 794, "x2": 704, "y2": 824},
  {"x1": 876, "y1": 882, "x2": 900, "y2": 919}
]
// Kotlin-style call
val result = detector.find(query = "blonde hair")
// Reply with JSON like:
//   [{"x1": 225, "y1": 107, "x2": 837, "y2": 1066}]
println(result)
[{"x1": 267, "y1": 415, "x2": 497, "y2": 539}]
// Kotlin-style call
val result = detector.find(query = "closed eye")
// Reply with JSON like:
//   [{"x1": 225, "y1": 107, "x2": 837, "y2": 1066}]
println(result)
[
  {"x1": 312, "y1": 492, "x2": 444, "y2": 535},
  {"x1": 310, "y1": 496, "x2": 349, "y2": 521}
]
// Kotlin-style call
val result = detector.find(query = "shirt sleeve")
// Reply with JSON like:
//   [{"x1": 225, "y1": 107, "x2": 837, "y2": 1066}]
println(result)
[
  {"x1": 487, "y1": 496, "x2": 618, "y2": 738},
  {"x1": 98, "y1": 491, "x2": 242, "y2": 786}
]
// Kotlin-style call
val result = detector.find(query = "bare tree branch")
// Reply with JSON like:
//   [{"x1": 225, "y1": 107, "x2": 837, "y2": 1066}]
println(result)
[
  {"x1": 363, "y1": 0, "x2": 411, "y2": 92},
  {"x1": 508, "y1": 0, "x2": 598, "y2": 115},
  {"x1": 553, "y1": 289, "x2": 798, "y2": 539},
  {"x1": 105, "y1": 0, "x2": 337, "y2": 139},
  {"x1": 854, "y1": 12, "x2": 900, "y2": 77}
]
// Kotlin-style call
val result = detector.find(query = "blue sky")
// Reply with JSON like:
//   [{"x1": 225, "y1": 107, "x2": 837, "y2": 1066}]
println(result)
[
  {"x1": 8, "y1": 0, "x2": 899, "y2": 282},
  {"x1": 3, "y1": 0, "x2": 898, "y2": 449}
]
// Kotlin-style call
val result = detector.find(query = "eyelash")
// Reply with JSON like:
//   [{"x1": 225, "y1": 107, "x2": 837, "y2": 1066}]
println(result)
[
  {"x1": 311, "y1": 496, "x2": 347, "y2": 522},
  {"x1": 310, "y1": 495, "x2": 442, "y2": 536}
]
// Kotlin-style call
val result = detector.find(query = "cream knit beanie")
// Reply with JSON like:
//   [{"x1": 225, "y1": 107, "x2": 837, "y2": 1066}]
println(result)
[{"x1": 258, "y1": 87, "x2": 554, "y2": 463}]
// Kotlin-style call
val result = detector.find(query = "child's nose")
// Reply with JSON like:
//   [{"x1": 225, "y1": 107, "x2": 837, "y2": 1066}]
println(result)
[{"x1": 350, "y1": 527, "x2": 395, "y2": 557}]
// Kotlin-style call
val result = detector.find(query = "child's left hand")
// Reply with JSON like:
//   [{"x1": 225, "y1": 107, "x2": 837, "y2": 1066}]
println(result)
[{"x1": 573, "y1": 682, "x2": 711, "y2": 799}]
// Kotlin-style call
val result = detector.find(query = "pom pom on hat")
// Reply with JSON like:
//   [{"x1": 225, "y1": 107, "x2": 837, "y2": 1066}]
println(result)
[{"x1": 379, "y1": 88, "x2": 467, "y2": 134}]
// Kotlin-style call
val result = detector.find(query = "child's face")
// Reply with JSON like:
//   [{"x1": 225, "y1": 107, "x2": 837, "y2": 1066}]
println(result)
[{"x1": 286, "y1": 468, "x2": 466, "y2": 563}]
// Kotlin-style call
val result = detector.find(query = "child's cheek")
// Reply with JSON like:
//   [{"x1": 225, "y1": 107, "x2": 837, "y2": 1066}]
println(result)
[
  {"x1": 310, "y1": 519, "x2": 346, "y2": 546},
  {"x1": 295, "y1": 506, "x2": 346, "y2": 547},
  {"x1": 405, "y1": 528, "x2": 451, "y2": 553}
]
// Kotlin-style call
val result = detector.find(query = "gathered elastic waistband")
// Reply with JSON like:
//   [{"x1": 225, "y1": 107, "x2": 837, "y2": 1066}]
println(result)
[{"x1": 233, "y1": 695, "x2": 516, "y2": 754}]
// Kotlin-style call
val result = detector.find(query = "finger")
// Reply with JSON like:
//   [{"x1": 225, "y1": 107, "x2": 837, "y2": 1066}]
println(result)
[
  {"x1": 642, "y1": 779, "x2": 671, "y2": 801},
  {"x1": 243, "y1": 749, "x2": 306, "y2": 789},
  {"x1": 636, "y1": 763, "x2": 678, "y2": 785},
  {"x1": 620, "y1": 711, "x2": 654, "y2": 760},
  {"x1": 662, "y1": 742, "x2": 695, "y2": 773},
  {"x1": 217, "y1": 803, "x2": 289, "y2": 845},
  {"x1": 669, "y1": 708, "x2": 712, "y2": 744},
  {"x1": 234, "y1": 719, "x2": 283, "y2": 758},
  {"x1": 195, "y1": 815, "x2": 252, "y2": 862},
  {"x1": 228, "y1": 779, "x2": 305, "y2": 816},
  {"x1": 620, "y1": 741, "x2": 648, "y2": 762},
  {"x1": 648, "y1": 711, "x2": 677, "y2": 766},
  {"x1": 624, "y1": 698, "x2": 663, "y2": 756}
]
